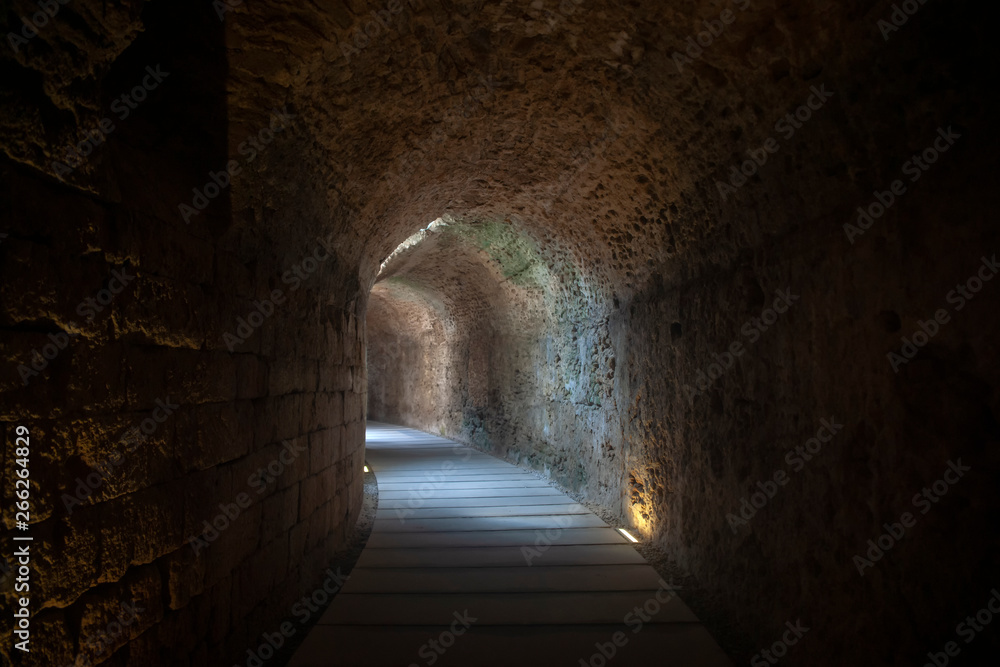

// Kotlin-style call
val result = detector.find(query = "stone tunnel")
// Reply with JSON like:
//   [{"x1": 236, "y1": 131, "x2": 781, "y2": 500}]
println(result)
[{"x1": 1, "y1": 0, "x2": 998, "y2": 665}]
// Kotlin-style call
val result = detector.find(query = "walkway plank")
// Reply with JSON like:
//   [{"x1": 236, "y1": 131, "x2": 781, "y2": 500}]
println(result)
[
  {"x1": 377, "y1": 472, "x2": 539, "y2": 481},
  {"x1": 372, "y1": 514, "x2": 608, "y2": 533},
  {"x1": 343, "y1": 564, "x2": 667, "y2": 593},
  {"x1": 379, "y1": 487, "x2": 565, "y2": 499},
  {"x1": 319, "y1": 591, "x2": 699, "y2": 625},
  {"x1": 288, "y1": 422, "x2": 733, "y2": 667},
  {"x1": 290, "y1": 625, "x2": 731, "y2": 666},
  {"x1": 365, "y1": 526, "x2": 629, "y2": 549},
  {"x1": 374, "y1": 502, "x2": 591, "y2": 520},
  {"x1": 378, "y1": 495, "x2": 576, "y2": 509},
  {"x1": 356, "y1": 544, "x2": 648, "y2": 568},
  {"x1": 377, "y1": 479, "x2": 554, "y2": 491}
]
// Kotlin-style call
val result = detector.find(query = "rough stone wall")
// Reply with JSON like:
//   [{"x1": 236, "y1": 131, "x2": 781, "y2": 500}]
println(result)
[
  {"x1": 613, "y1": 3, "x2": 1000, "y2": 663},
  {"x1": 1, "y1": 156, "x2": 366, "y2": 667},
  {"x1": 1, "y1": 0, "x2": 997, "y2": 664},
  {"x1": 366, "y1": 279, "x2": 452, "y2": 432},
  {"x1": 363, "y1": 0, "x2": 999, "y2": 665},
  {"x1": 0, "y1": 1, "x2": 366, "y2": 664}
]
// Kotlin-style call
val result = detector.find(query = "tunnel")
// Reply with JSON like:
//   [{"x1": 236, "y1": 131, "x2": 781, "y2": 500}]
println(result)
[{"x1": 1, "y1": 0, "x2": 998, "y2": 665}]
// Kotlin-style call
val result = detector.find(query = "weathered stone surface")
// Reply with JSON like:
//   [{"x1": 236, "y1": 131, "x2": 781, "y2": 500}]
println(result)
[{"x1": 0, "y1": 0, "x2": 996, "y2": 665}]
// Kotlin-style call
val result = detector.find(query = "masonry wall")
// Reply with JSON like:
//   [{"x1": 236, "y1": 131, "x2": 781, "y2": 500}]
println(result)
[
  {"x1": 363, "y1": 1, "x2": 1000, "y2": 664},
  {"x1": 3, "y1": 0, "x2": 997, "y2": 665},
  {"x1": 615, "y1": 135, "x2": 1000, "y2": 665},
  {"x1": 0, "y1": 2, "x2": 366, "y2": 664},
  {"x1": 366, "y1": 284, "x2": 453, "y2": 434}
]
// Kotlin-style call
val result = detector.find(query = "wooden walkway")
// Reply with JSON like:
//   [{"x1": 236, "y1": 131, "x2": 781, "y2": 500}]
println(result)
[{"x1": 289, "y1": 422, "x2": 732, "y2": 666}]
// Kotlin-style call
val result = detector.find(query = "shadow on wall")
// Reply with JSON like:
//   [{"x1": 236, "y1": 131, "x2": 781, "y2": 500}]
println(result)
[{"x1": 3, "y1": 0, "x2": 235, "y2": 664}]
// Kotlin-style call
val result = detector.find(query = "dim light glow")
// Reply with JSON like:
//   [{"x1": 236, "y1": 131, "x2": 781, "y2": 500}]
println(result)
[
  {"x1": 364, "y1": 465, "x2": 369, "y2": 473},
  {"x1": 378, "y1": 218, "x2": 448, "y2": 273},
  {"x1": 618, "y1": 528, "x2": 639, "y2": 543}
]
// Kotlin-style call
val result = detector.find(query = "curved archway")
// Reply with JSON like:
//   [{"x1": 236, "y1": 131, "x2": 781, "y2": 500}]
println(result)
[{"x1": 1, "y1": 0, "x2": 996, "y2": 664}]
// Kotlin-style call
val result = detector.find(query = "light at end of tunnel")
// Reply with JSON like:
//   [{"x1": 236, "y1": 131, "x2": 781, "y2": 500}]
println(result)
[
  {"x1": 618, "y1": 528, "x2": 639, "y2": 543},
  {"x1": 364, "y1": 465, "x2": 369, "y2": 473}
]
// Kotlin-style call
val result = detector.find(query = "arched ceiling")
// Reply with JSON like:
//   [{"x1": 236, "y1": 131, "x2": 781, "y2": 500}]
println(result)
[
  {"x1": 0, "y1": 0, "x2": 877, "y2": 297},
  {"x1": 1, "y1": 0, "x2": 944, "y2": 306}
]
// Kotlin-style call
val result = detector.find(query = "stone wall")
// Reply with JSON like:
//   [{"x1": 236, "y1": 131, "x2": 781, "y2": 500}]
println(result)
[
  {"x1": 2, "y1": 0, "x2": 997, "y2": 664},
  {"x1": 0, "y1": 1, "x2": 366, "y2": 664},
  {"x1": 364, "y1": 0, "x2": 1000, "y2": 664}
]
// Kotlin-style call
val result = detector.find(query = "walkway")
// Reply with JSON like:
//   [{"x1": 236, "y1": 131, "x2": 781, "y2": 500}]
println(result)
[{"x1": 289, "y1": 422, "x2": 732, "y2": 666}]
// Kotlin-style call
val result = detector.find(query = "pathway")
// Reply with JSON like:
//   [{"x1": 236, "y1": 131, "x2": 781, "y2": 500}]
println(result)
[{"x1": 289, "y1": 422, "x2": 733, "y2": 666}]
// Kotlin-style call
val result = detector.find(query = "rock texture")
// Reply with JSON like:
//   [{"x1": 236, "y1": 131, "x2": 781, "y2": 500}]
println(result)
[{"x1": 1, "y1": 0, "x2": 998, "y2": 665}]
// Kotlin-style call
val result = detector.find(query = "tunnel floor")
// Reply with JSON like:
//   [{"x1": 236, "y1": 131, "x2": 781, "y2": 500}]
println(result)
[{"x1": 288, "y1": 423, "x2": 732, "y2": 666}]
